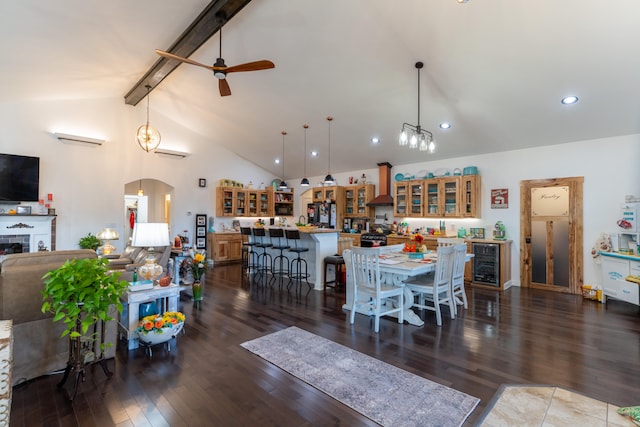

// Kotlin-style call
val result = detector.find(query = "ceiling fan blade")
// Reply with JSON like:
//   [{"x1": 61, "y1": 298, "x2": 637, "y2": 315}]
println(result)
[
  {"x1": 155, "y1": 49, "x2": 214, "y2": 70},
  {"x1": 223, "y1": 60, "x2": 275, "y2": 73},
  {"x1": 219, "y1": 78, "x2": 231, "y2": 97}
]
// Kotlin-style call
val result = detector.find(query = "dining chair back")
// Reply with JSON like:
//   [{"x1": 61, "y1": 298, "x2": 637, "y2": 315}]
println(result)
[
  {"x1": 437, "y1": 237, "x2": 464, "y2": 247},
  {"x1": 403, "y1": 244, "x2": 455, "y2": 326},
  {"x1": 451, "y1": 243, "x2": 469, "y2": 313},
  {"x1": 348, "y1": 246, "x2": 404, "y2": 333}
]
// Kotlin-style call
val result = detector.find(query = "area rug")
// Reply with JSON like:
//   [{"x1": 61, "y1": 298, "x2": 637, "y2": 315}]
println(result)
[{"x1": 241, "y1": 326, "x2": 479, "y2": 426}]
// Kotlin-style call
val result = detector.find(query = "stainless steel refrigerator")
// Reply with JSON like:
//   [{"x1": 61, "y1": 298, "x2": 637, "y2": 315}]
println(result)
[{"x1": 307, "y1": 202, "x2": 337, "y2": 228}]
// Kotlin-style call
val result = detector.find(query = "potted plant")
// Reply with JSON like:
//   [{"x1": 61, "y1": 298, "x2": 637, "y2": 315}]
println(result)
[
  {"x1": 41, "y1": 257, "x2": 129, "y2": 347},
  {"x1": 78, "y1": 233, "x2": 101, "y2": 251}
]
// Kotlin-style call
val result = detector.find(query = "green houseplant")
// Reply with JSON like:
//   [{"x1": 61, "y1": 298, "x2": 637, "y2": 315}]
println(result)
[
  {"x1": 78, "y1": 233, "x2": 101, "y2": 251},
  {"x1": 41, "y1": 258, "x2": 128, "y2": 342}
]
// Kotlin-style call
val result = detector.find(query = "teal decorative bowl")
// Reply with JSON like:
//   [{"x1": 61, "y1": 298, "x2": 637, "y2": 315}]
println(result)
[{"x1": 408, "y1": 253, "x2": 424, "y2": 259}]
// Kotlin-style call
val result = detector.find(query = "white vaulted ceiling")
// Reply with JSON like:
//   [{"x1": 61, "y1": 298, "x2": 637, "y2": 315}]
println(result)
[{"x1": 3, "y1": 0, "x2": 640, "y2": 179}]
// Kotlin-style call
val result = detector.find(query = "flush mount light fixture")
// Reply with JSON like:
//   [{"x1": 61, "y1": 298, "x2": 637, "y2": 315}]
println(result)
[
  {"x1": 279, "y1": 130, "x2": 288, "y2": 190},
  {"x1": 324, "y1": 116, "x2": 335, "y2": 184},
  {"x1": 561, "y1": 95, "x2": 579, "y2": 105},
  {"x1": 136, "y1": 84, "x2": 161, "y2": 152},
  {"x1": 399, "y1": 62, "x2": 435, "y2": 153},
  {"x1": 300, "y1": 124, "x2": 310, "y2": 187}
]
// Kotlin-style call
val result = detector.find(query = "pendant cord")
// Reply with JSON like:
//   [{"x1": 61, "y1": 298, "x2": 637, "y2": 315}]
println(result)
[
  {"x1": 303, "y1": 124, "x2": 308, "y2": 177},
  {"x1": 327, "y1": 116, "x2": 333, "y2": 174}
]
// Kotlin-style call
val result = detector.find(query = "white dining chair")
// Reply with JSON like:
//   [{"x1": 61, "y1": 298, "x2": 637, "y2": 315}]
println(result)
[
  {"x1": 451, "y1": 243, "x2": 469, "y2": 314},
  {"x1": 403, "y1": 244, "x2": 455, "y2": 326},
  {"x1": 348, "y1": 246, "x2": 404, "y2": 333}
]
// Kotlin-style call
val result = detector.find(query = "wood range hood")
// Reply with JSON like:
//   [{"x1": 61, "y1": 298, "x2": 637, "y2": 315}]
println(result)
[{"x1": 367, "y1": 162, "x2": 394, "y2": 206}]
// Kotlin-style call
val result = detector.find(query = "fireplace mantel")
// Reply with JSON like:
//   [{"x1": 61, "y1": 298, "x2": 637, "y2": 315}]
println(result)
[{"x1": 0, "y1": 215, "x2": 56, "y2": 252}]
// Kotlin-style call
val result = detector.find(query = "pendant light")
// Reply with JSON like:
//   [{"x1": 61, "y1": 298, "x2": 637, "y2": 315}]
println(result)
[
  {"x1": 324, "y1": 116, "x2": 335, "y2": 184},
  {"x1": 300, "y1": 124, "x2": 310, "y2": 186},
  {"x1": 278, "y1": 130, "x2": 288, "y2": 190},
  {"x1": 136, "y1": 84, "x2": 161, "y2": 152},
  {"x1": 399, "y1": 62, "x2": 435, "y2": 153},
  {"x1": 137, "y1": 179, "x2": 144, "y2": 197}
]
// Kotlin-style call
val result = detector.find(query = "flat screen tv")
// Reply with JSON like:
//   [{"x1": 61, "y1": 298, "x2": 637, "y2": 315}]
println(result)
[{"x1": 0, "y1": 153, "x2": 40, "y2": 202}]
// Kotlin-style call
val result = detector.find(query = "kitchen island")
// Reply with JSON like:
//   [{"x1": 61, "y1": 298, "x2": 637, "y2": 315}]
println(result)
[{"x1": 262, "y1": 227, "x2": 339, "y2": 290}]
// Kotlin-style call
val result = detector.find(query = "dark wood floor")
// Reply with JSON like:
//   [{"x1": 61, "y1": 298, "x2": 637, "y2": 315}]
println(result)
[{"x1": 10, "y1": 263, "x2": 640, "y2": 426}]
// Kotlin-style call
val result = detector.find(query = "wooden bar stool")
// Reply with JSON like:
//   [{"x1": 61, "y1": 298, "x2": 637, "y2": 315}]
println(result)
[
  {"x1": 284, "y1": 229, "x2": 311, "y2": 293},
  {"x1": 252, "y1": 227, "x2": 273, "y2": 282},
  {"x1": 268, "y1": 228, "x2": 290, "y2": 289},
  {"x1": 323, "y1": 255, "x2": 345, "y2": 291},
  {"x1": 240, "y1": 227, "x2": 258, "y2": 273}
]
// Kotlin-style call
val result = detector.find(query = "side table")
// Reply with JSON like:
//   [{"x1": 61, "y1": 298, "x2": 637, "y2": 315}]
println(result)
[{"x1": 119, "y1": 284, "x2": 182, "y2": 350}]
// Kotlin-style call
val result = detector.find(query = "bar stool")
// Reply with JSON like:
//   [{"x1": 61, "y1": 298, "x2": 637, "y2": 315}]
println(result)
[
  {"x1": 252, "y1": 227, "x2": 273, "y2": 282},
  {"x1": 268, "y1": 228, "x2": 290, "y2": 288},
  {"x1": 285, "y1": 229, "x2": 311, "y2": 293},
  {"x1": 240, "y1": 227, "x2": 258, "y2": 272},
  {"x1": 323, "y1": 255, "x2": 345, "y2": 291}
]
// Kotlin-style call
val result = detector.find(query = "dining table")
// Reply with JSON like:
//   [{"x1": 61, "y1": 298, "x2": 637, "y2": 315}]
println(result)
[{"x1": 343, "y1": 245, "x2": 473, "y2": 327}]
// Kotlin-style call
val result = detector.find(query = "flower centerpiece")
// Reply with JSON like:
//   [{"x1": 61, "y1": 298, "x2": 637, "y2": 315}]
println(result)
[
  {"x1": 190, "y1": 250, "x2": 207, "y2": 302},
  {"x1": 402, "y1": 232, "x2": 427, "y2": 257},
  {"x1": 135, "y1": 311, "x2": 185, "y2": 345}
]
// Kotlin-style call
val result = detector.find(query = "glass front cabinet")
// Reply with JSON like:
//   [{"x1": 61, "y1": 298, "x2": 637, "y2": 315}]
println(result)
[{"x1": 345, "y1": 184, "x2": 375, "y2": 218}]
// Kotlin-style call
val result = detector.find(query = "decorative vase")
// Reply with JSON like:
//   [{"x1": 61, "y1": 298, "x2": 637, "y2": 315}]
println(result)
[{"x1": 192, "y1": 280, "x2": 203, "y2": 301}]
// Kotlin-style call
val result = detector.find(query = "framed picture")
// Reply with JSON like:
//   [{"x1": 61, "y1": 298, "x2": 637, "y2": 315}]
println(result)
[
  {"x1": 199, "y1": 178, "x2": 207, "y2": 188},
  {"x1": 196, "y1": 237, "x2": 206, "y2": 249},
  {"x1": 196, "y1": 227, "x2": 206, "y2": 237},
  {"x1": 491, "y1": 188, "x2": 509, "y2": 209},
  {"x1": 196, "y1": 214, "x2": 206, "y2": 226},
  {"x1": 48, "y1": 208, "x2": 56, "y2": 215}
]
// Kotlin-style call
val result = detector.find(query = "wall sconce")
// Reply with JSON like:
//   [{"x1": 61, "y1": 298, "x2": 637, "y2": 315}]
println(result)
[
  {"x1": 55, "y1": 133, "x2": 105, "y2": 146},
  {"x1": 154, "y1": 149, "x2": 190, "y2": 159}
]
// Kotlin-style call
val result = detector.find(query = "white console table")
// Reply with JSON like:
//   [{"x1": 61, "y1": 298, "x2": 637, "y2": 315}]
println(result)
[
  {"x1": 118, "y1": 284, "x2": 181, "y2": 350},
  {"x1": 600, "y1": 252, "x2": 640, "y2": 306}
]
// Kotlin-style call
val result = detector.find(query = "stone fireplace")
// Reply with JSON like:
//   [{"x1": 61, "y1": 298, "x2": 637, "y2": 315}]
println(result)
[{"x1": 0, "y1": 215, "x2": 56, "y2": 253}]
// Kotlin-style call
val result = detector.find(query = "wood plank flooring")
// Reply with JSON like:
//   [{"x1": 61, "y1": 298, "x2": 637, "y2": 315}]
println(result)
[{"x1": 9, "y1": 263, "x2": 640, "y2": 426}]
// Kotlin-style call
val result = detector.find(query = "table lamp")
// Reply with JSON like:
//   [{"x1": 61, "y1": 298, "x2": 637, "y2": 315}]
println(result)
[
  {"x1": 131, "y1": 222, "x2": 170, "y2": 282},
  {"x1": 96, "y1": 228, "x2": 120, "y2": 256}
]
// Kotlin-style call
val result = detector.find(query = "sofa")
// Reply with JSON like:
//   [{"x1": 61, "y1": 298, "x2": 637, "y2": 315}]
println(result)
[
  {"x1": 0, "y1": 250, "x2": 118, "y2": 385},
  {"x1": 107, "y1": 245, "x2": 172, "y2": 282}
]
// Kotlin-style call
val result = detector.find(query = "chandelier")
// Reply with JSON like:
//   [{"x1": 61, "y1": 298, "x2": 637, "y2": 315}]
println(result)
[
  {"x1": 136, "y1": 84, "x2": 161, "y2": 152},
  {"x1": 399, "y1": 62, "x2": 435, "y2": 153}
]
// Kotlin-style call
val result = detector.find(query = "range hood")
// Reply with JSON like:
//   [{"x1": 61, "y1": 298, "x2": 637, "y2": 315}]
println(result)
[{"x1": 367, "y1": 162, "x2": 394, "y2": 206}]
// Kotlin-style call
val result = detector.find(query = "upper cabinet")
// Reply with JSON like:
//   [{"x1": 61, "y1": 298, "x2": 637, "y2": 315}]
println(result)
[
  {"x1": 273, "y1": 188, "x2": 294, "y2": 216},
  {"x1": 396, "y1": 176, "x2": 481, "y2": 218},
  {"x1": 215, "y1": 187, "x2": 276, "y2": 217},
  {"x1": 216, "y1": 187, "x2": 235, "y2": 217},
  {"x1": 344, "y1": 184, "x2": 375, "y2": 218},
  {"x1": 313, "y1": 186, "x2": 342, "y2": 203}
]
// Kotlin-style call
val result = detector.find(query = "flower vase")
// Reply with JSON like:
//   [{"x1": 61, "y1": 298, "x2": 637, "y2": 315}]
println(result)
[{"x1": 192, "y1": 280, "x2": 203, "y2": 301}]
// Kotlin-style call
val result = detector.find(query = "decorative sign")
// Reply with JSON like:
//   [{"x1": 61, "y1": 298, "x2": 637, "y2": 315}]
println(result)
[
  {"x1": 491, "y1": 188, "x2": 509, "y2": 209},
  {"x1": 531, "y1": 186, "x2": 569, "y2": 217}
]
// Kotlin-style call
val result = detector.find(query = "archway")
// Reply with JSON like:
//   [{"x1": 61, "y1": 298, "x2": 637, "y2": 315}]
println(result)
[{"x1": 123, "y1": 179, "x2": 174, "y2": 245}]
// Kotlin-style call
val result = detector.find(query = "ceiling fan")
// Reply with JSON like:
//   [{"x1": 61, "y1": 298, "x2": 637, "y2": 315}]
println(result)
[{"x1": 155, "y1": 16, "x2": 274, "y2": 97}]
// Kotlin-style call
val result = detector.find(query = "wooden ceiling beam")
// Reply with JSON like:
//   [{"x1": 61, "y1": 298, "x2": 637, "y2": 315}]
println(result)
[{"x1": 124, "y1": 0, "x2": 253, "y2": 106}]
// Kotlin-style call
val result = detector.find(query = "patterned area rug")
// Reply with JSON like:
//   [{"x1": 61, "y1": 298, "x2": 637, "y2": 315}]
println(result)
[{"x1": 241, "y1": 326, "x2": 479, "y2": 427}]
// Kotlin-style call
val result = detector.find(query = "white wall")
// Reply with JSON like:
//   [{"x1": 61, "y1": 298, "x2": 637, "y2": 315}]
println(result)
[
  {"x1": 288, "y1": 135, "x2": 640, "y2": 288},
  {"x1": 0, "y1": 97, "x2": 274, "y2": 251}
]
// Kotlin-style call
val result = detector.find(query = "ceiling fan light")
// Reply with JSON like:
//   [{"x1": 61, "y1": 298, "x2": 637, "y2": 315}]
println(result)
[
  {"x1": 214, "y1": 70, "x2": 226, "y2": 79},
  {"x1": 301, "y1": 177, "x2": 310, "y2": 187}
]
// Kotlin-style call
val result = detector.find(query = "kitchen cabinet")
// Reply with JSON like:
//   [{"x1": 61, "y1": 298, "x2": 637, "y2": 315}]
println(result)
[
  {"x1": 344, "y1": 184, "x2": 375, "y2": 218},
  {"x1": 273, "y1": 189, "x2": 295, "y2": 216},
  {"x1": 216, "y1": 187, "x2": 235, "y2": 217},
  {"x1": 393, "y1": 182, "x2": 409, "y2": 217},
  {"x1": 425, "y1": 177, "x2": 460, "y2": 217},
  {"x1": 313, "y1": 186, "x2": 343, "y2": 203},
  {"x1": 600, "y1": 253, "x2": 639, "y2": 306},
  {"x1": 258, "y1": 190, "x2": 272, "y2": 217},
  {"x1": 340, "y1": 233, "x2": 361, "y2": 247},
  {"x1": 208, "y1": 232, "x2": 242, "y2": 262},
  {"x1": 461, "y1": 175, "x2": 481, "y2": 218}
]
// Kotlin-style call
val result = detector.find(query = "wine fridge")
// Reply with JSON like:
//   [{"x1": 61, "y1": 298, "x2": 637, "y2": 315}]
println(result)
[{"x1": 472, "y1": 242, "x2": 500, "y2": 286}]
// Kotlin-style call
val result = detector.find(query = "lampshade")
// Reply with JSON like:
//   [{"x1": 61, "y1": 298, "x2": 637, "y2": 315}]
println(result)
[
  {"x1": 131, "y1": 223, "x2": 170, "y2": 248},
  {"x1": 96, "y1": 227, "x2": 120, "y2": 256}
]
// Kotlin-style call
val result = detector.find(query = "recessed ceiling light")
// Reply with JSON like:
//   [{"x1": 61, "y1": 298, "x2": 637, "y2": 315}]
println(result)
[
  {"x1": 439, "y1": 123, "x2": 451, "y2": 129},
  {"x1": 457, "y1": 0, "x2": 469, "y2": 3},
  {"x1": 311, "y1": 150, "x2": 318, "y2": 157},
  {"x1": 275, "y1": 158, "x2": 280, "y2": 164},
  {"x1": 371, "y1": 137, "x2": 380, "y2": 144},
  {"x1": 561, "y1": 96, "x2": 579, "y2": 105}
]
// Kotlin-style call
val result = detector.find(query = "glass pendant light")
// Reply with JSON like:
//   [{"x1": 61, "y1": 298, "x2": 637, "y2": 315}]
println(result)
[
  {"x1": 136, "y1": 85, "x2": 161, "y2": 152},
  {"x1": 300, "y1": 124, "x2": 310, "y2": 186},
  {"x1": 324, "y1": 116, "x2": 335, "y2": 184},
  {"x1": 279, "y1": 131, "x2": 288, "y2": 190},
  {"x1": 398, "y1": 62, "x2": 435, "y2": 153}
]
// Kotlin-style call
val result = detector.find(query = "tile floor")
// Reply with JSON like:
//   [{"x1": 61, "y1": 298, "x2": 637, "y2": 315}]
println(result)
[{"x1": 478, "y1": 385, "x2": 637, "y2": 427}]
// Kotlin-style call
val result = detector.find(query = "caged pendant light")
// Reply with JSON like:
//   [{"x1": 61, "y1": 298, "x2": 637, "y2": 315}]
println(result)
[
  {"x1": 278, "y1": 131, "x2": 288, "y2": 190},
  {"x1": 399, "y1": 62, "x2": 435, "y2": 153},
  {"x1": 300, "y1": 124, "x2": 310, "y2": 186},
  {"x1": 136, "y1": 84, "x2": 161, "y2": 152},
  {"x1": 324, "y1": 116, "x2": 335, "y2": 184}
]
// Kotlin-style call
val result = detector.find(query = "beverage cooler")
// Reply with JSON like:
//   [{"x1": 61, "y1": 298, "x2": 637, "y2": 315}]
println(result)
[{"x1": 472, "y1": 242, "x2": 500, "y2": 286}]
